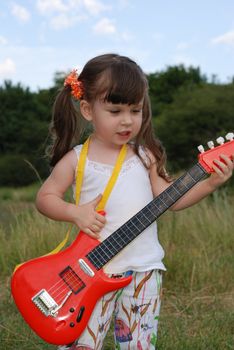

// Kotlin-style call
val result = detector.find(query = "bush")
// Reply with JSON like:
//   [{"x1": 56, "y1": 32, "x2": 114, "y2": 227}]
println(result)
[{"x1": 0, "y1": 154, "x2": 49, "y2": 186}]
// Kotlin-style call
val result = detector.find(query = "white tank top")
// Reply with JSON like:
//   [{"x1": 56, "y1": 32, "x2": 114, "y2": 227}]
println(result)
[{"x1": 73, "y1": 145, "x2": 166, "y2": 274}]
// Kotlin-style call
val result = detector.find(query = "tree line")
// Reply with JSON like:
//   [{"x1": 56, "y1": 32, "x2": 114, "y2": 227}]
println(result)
[{"x1": 0, "y1": 65, "x2": 233, "y2": 186}]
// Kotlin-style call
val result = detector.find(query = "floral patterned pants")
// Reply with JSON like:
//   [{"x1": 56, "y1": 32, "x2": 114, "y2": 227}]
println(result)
[{"x1": 58, "y1": 269, "x2": 162, "y2": 350}]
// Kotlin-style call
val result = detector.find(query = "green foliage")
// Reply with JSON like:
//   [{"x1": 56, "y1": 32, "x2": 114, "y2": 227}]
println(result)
[
  {"x1": 0, "y1": 81, "x2": 53, "y2": 185},
  {"x1": 0, "y1": 154, "x2": 49, "y2": 186},
  {"x1": 0, "y1": 81, "x2": 49, "y2": 154},
  {"x1": 155, "y1": 84, "x2": 234, "y2": 171},
  {"x1": 148, "y1": 64, "x2": 206, "y2": 116}
]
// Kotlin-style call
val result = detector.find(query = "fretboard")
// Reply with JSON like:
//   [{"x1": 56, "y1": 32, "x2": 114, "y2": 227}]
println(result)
[{"x1": 86, "y1": 163, "x2": 207, "y2": 270}]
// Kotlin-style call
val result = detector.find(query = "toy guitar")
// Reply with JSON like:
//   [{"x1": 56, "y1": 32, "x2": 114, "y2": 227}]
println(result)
[{"x1": 11, "y1": 133, "x2": 234, "y2": 345}]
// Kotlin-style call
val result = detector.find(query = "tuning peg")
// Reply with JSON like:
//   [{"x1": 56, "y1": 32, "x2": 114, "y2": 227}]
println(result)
[
  {"x1": 198, "y1": 145, "x2": 205, "y2": 153},
  {"x1": 207, "y1": 141, "x2": 214, "y2": 149},
  {"x1": 225, "y1": 132, "x2": 234, "y2": 141},
  {"x1": 216, "y1": 136, "x2": 225, "y2": 145}
]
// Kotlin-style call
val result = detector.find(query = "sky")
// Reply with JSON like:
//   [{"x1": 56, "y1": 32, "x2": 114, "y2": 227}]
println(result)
[{"x1": 0, "y1": 0, "x2": 234, "y2": 91}]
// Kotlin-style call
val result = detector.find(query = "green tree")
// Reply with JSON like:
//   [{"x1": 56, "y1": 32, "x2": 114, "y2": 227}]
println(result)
[
  {"x1": 155, "y1": 84, "x2": 234, "y2": 170},
  {"x1": 148, "y1": 65, "x2": 206, "y2": 116},
  {"x1": 0, "y1": 81, "x2": 51, "y2": 185}
]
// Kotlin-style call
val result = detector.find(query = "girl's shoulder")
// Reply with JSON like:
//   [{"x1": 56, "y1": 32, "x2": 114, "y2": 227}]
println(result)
[
  {"x1": 73, "y1": 144, "x2": 83, "y2": 156},
  {"x1": 135, "y1": 144, "x2": 155, "y2": 168}
]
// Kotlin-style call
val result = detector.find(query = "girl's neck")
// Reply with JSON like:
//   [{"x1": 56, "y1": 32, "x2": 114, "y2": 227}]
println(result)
[
  {"x1": 90, "y1": 134, "x2": 122, "y2": 151},
  {"x1": 87, "y1": 134, "x2": 134, "y2": 165}
]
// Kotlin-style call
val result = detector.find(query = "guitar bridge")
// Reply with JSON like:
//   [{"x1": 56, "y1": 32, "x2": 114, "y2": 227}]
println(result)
[
  {"x1": 32, "y1": 289, "x2": 73, "y2": 317},
  {"x1": 32, "y1": 289, "x2": 58, "y2": 317}
]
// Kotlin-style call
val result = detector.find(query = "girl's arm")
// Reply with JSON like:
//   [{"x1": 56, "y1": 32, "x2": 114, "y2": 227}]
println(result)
[
  {"x1": 149, "y1": 154, "x2": 234, "y2": 211},
  {"x1": 36, "y1": 150, "x2": 106, "y2": 238}
]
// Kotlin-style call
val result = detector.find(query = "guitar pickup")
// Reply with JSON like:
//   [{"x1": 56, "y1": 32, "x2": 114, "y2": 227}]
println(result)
[{"x1": 32, "y1": 289, "x2": 58, "y2": 317}]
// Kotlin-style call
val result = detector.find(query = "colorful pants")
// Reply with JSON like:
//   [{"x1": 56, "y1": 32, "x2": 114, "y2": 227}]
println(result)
[{"x1": 58, "y1": 269, "x2": 162, "y2": 350}]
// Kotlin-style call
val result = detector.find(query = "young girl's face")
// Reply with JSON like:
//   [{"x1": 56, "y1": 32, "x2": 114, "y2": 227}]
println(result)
[{"x1": 88, "y1": 98, "x2": 143, "y2": 148}]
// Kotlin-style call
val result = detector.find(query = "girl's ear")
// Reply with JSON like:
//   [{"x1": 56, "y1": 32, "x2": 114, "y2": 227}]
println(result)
[{"x1": 80, "y1": 100, "x2": 93, "y2": 121}]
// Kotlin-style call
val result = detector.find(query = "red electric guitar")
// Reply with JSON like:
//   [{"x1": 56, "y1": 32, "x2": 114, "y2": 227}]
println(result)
[{"x1": 11, "y1": 133, "x2": 234, "y2": 345}]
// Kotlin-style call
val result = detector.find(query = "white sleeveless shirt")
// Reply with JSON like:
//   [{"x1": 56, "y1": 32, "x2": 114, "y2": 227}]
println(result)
[{"x1": 73, "y1": 145, "x2": 166, "y2": 274}]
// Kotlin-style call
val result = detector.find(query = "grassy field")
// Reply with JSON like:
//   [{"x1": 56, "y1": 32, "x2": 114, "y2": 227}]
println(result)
[{"x1": 0, "y1": 184, "x2": 233, "y2": 349}]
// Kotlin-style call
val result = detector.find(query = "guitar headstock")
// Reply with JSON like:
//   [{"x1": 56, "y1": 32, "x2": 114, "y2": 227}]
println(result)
[{"x1": 198, "y1": 132, "x2": 234, "y2": 173}]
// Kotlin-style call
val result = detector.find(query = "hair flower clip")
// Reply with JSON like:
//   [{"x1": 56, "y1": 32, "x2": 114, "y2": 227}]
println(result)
[{"x1": 64, "y1": 69, "x2": 83, "y2": 100}]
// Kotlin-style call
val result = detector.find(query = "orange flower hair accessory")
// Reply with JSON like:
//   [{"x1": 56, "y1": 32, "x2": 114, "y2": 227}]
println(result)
[{"x1": 64, "y1": 69, "x2": 83, "y2": 100}]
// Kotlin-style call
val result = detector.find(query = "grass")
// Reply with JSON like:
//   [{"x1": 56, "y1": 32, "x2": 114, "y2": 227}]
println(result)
[{"x1": 0, "y1": 184, "x2": 233, "y2": 349}]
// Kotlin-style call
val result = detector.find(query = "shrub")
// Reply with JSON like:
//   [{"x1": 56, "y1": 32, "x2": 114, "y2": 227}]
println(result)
[{"x1": 0, "y1": 154, "x2": 49, "y2": 186}]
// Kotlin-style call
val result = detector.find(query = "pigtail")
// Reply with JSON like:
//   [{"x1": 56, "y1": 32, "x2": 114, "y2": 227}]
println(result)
[
  {"x1": 47, "y1": 69, "x2": 86, "y2": 167},
  {"x1": 48, "y1": 87, "x2": 84, "y2": 167}
]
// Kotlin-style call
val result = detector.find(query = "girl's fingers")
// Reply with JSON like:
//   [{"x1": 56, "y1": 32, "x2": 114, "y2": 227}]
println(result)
[
  {"x1": 213, "y1": 157, "x2": 231, "y2": 174},
  {"x1": 85, "y1": 228, "x2": 100, "y2": 239},
  {"x1": 219, "y1": 154, "x2": 233, "y2": 167},
  {"x1": 94, "y1": 220, "x2": 104, "y2": 229},
  {"x1": 91, "y1": 224, "x2": 101, "y2": 232},
  {"x1": 212, "y1": 163, "x2": 224, "y2": 176},
  {"x1": 96, "y1": 213, "x2": 106, "y2": 224}
]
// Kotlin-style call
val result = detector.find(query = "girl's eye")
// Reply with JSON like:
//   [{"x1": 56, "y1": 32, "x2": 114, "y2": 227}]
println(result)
[
  {"x1": 110, "y1": 110, "x2": 120, "y2": 114},
  {"x1": 132, "y1": 109, "x2": 141, "y2": 113}
]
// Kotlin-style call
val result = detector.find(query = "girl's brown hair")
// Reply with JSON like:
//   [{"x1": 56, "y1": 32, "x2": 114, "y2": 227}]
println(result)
[{"x1": 49, "y1": 53, "x2": 169, "y2": 181}]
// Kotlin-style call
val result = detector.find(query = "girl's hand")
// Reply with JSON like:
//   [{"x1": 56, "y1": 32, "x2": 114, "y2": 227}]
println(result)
[
  {"x1": 70, "y1": 194, "x2": 106, "y2": 239},
  {"x1": 208, "y1": 154, "x2": 234, "y2": 189}
]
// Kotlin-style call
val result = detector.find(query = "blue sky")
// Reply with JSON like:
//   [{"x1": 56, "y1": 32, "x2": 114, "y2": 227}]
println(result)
[{"x1": 1, "y1": 0, "x2": 234, "y2": 91}]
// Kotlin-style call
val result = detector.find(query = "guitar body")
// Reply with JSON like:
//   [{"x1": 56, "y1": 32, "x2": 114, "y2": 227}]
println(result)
[{"x1": 11, "y1": 231, "x2": 132, "y2": 345}]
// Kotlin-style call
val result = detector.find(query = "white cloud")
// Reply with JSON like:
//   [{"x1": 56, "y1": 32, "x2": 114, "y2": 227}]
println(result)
[
  {"x1": 11, "y1": 3, "x2": 31, "y2": 22},
  {"x1": 36, "y1": 0, "x2": 110, "y2": 31},
  {"x1": 211, "y1": 30, "x2": 234, "y2": 46},
  {"x1": 0, "y1": 35, "x2": 8, "y2": 45},
  {"x1": 50, "y1": 13, "x2": 71, "y2": 29},
  {"x1": 36, "y1": 0, "x2": 109, "y2": 16},
  {"x1": 0, "y1": 58, "x2": 16, "y2": 77},
  {"x1": 50, "y1": 13, "x2": 86, "y2": 30},
  {"x1": 83, "y1": 0, "x2": 110, "y2": 16},
  {"x1": 36, "y1": 0, "x2": 68, "y2": 14},
  {"x1": 93, "y1": 18, "x2": 116, "y2": 35}
]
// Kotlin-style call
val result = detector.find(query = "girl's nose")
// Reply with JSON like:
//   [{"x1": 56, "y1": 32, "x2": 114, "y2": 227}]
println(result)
[{"x1": 121, "y1": 113, "x2": 132, "y2": 125}]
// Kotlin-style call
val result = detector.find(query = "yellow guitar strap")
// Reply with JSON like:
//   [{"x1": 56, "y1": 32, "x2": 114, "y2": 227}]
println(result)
[{"x1": 14, "y1": 137, "x2": 127, "y2": 271}]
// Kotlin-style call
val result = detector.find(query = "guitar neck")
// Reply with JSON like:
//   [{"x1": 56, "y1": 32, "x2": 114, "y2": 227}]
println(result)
[{"x1": 87, "y1": 163, "x2": 207, "y2": 269}]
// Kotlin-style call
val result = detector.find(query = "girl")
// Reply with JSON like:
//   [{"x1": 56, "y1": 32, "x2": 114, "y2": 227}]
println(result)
[{"x1": 36, "y1": 53, "x2": 233, "y2": 350}]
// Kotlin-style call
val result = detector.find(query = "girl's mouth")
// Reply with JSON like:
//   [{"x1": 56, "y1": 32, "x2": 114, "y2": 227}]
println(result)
[{"x1": 117, "y1": 131, "x2": 131, "y2": 137}]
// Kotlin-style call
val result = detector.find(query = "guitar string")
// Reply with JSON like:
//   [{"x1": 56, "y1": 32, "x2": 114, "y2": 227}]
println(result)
[
  {"x1": 48, "y1": 206, "x2": 182, "y2": 300},
  {"x1": 44, "y1": 165, "x2": 205, "y2": 301},
  {"x1": 47, "y1": 191, "x2": 190, "y2": 299}
]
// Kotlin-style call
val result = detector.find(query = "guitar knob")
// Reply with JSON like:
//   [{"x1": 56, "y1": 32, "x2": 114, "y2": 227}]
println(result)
[
  {"x1": 216, "y1": 136, "x2": 225, "y2": 145},
  {"x1": 207, "y1": 141, "x2": 214, "y2": 149},
  {"x1": 198, "y1": 145, "x2": 205, "y2": 153},
  {"x1": 225, "y1": 132, "x2": 234, "y2": 141}
]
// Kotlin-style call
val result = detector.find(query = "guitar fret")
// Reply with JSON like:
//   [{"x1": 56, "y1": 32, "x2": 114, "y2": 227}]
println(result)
[
  {"x1": 86, "y1": 163, "x2": 208, "y2": 269},
  {"x1": 141, "y1": 211, "x2": 152, "y2": 224},
  {"x1": 89, "y1": 250, "x2": 106, "y2": 267},
  {"x1": 108, "y1": 235, "x2": 122, "y2": 247},
  {"x1": 97, "y1": 244, "x2": 112, "y2": 261},
  {"x1": 102, "y1": 239, "x2": 119, "y2": 254},
  {"x1": 125, "y1": 220, "x2": 141, "y2": 234},
  {"x1": 132, "y1": 216, "x2": 148, "y2": 233}
]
